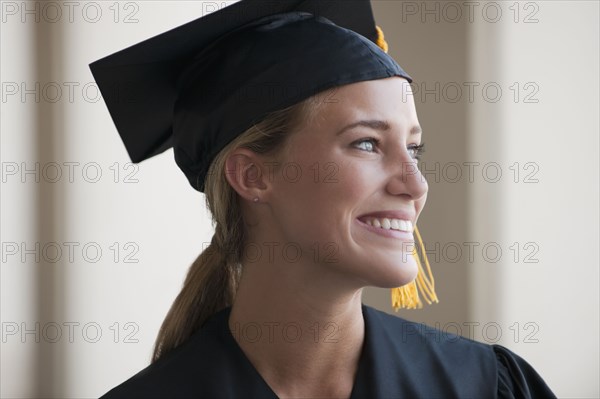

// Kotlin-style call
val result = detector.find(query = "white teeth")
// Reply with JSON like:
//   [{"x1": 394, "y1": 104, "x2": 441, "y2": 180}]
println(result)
[
  {"x1": 400, "y1": 220, "x2": 409, "y2": 231},
  {"x1": 363, "y1": 217, "x2": 413, "y2": 232},
  {"x1": 382, "y1": 218, "x2": 391, "y2": 229}
]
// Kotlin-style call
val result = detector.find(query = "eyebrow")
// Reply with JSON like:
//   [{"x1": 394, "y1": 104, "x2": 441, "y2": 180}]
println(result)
[{"x1": 335, "y1": 119, "x2": 422, "y2": 136}]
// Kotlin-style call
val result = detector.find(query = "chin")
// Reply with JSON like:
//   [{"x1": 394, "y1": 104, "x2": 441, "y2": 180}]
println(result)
[{"x1": 358, "y1": 256, "x2": 420, "y2": 289}]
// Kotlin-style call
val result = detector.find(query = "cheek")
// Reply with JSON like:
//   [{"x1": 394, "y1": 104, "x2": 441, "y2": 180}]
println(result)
[
  {"x1": 273, "y1": 152, "x2": 366, "y2": 230},
  {"x1": 308, "y1": 153, "x2": 375, "y2": 199}
]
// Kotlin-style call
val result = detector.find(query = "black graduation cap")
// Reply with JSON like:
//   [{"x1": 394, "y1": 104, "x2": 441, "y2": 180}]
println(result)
[{"x1": 90, "y1": 0, "x2": 412, "y2": 192}]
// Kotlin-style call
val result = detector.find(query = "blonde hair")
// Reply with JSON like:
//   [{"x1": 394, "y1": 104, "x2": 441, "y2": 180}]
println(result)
[{"x1": 151, "y1": 95, "x2": 321, "y2": 363}]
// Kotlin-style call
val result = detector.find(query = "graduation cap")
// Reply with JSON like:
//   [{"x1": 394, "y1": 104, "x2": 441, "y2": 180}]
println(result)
[
  {"x1": 89, "y1": 0, "x2": 412, "y2": 192},
  {"x1": 90, "y1": 0, "x2": 438, "y2": 310}
]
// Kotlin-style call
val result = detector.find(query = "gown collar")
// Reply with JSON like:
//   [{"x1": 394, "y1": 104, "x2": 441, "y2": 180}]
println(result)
[{"x1": 211, "y1": 303, "x2": 386, "y2": 398}]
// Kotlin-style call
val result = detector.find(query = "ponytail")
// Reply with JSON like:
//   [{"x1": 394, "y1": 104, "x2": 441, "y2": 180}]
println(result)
[{"x1": 151, "y1": 230, "x2": 238, "y2": 362}]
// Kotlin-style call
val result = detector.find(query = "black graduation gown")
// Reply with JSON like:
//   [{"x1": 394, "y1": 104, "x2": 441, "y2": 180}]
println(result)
[{"x1": 100, "y1": 304, "x2": 556, "y2": 398}]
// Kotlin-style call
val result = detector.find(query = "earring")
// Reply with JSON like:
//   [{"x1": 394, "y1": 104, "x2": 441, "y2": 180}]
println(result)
[{"x1": 253, "y1": 197, "x2": 259, "y2": 203}]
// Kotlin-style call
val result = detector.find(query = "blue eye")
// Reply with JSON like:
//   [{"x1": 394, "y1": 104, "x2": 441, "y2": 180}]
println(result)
[
  {"x1": 352, "y1": 137, "x2": 380, "y2": 153},
  {"x1": 409, "y1": 143, "x2": 426, "y2": 161},
  {"x1": 352, "y1": 138, "x2": 426, "y2": 161}
]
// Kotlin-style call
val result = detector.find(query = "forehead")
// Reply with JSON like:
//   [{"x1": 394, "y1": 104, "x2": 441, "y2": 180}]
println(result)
[{"x1": 309, "y1": 77, "x2": 417, "y2": 128}]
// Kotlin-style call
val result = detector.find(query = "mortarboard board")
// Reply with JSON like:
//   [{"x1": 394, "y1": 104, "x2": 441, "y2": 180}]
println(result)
[{"x1": 89, "y1": 0, "x2": 412, "y2": 193}]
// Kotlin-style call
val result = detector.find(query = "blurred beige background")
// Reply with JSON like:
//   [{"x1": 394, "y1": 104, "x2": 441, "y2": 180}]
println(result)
[{"x1": 1, "y1": 1, "x2": 598, "y2": 398}]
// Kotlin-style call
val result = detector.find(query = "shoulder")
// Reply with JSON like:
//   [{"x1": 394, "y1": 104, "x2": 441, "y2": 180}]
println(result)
[
  {"x1": 99, "y1": 308, "x2": 237, "y2": 399},
  {"x1": 493, "y1": 344, "x2": 557, "y2": 398},
  {"x1": 358, "y1": 304, "x2": 499, "y2": 397},
  {"x1": 361, "y1": 305, "x2": 556, "y2": 398}
]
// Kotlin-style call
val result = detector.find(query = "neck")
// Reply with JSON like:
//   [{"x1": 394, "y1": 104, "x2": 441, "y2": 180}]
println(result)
[{"x1": 228, "y1": 257, "x2": 366, "y2": 398}]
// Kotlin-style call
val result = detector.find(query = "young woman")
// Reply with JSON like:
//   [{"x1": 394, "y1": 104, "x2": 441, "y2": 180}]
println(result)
[{"x1": 92, "y1": 1, "x2": 556, "y2": 397}]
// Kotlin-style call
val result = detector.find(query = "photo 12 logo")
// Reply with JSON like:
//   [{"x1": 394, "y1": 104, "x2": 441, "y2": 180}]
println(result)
[
  {"x1": 2, "y1": 241, "x2": 140, "y2": 264},
  {"x1": 2, "y1": 321, "x2": 140, "y2": 343},
  {"x1": 401, "y1": 320, "x2": 541, "y2": 344},
  {"x1": 1, "y1": 162, "x2": 140, "y2": 184},
  {"x1": 399, "y1": 2, "x2": 540, "y2": 24},
  {"x1": 1, "y1": 2, "x2": 140, "y2": 24}
]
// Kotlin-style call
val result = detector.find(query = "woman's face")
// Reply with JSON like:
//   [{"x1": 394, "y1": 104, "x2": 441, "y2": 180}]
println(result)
[{"x1": 264, "y1": 77, "x2": 428, "y2": 289}]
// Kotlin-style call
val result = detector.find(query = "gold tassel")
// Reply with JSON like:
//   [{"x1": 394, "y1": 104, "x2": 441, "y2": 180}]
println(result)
[
  {"x1": 375, "y1": 25, "x2": 389, "y2": 53},
  {"x1": 391, "y1": 225, "x2": 439, "y2": 311}
]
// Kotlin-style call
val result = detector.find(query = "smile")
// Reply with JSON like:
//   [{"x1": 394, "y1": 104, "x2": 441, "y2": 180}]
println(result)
[
  {"x1": 362, "y1": 217, "x2": 413, "y2": 233},
  {"x1": 355, "y1": 218, "x2": 415, "y2": 241}
]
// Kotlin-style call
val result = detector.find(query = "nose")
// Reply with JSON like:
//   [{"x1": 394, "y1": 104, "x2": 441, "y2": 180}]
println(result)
[{"x1": 385, "y1": 153, "x2": 428, "y2": 200}]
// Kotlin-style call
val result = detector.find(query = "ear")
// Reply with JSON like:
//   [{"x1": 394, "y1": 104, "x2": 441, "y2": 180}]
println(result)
[{"x1": 224, "y1": 148, "x2": 271, "y2": 202}]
